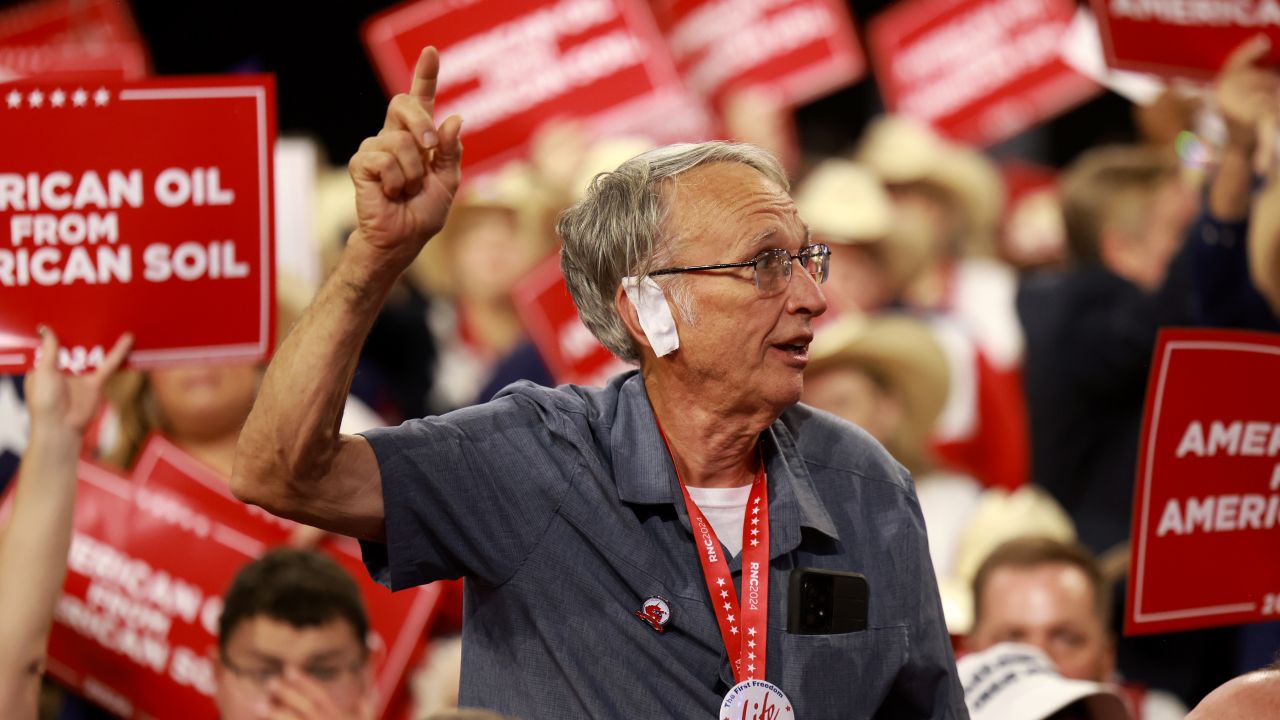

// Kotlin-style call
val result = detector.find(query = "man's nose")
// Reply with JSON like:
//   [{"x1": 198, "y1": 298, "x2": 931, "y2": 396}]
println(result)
[{"x1": 787, "y1": 265, "x2": 828, "y2": 318}]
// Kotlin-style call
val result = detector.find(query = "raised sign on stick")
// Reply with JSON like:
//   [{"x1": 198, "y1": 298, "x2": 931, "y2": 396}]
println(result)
[{"x1": 0, "y1": 76, "x2": 276, "y2": 373}]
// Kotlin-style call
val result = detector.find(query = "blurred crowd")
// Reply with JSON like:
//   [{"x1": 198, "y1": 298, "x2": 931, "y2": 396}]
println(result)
[{"x1": 2, "y1": 26, "x2": 1280, "y2": 720}]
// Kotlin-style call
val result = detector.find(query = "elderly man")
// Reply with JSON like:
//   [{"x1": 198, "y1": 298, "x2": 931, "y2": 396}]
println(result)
[{"x1": 233, "y1": 48, "x2": 964, "y2": 718}]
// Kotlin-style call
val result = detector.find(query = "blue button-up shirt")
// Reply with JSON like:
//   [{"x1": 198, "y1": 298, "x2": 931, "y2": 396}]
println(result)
[{"x1": 361, "y1": 372, "x2": 966, "y2": 719}]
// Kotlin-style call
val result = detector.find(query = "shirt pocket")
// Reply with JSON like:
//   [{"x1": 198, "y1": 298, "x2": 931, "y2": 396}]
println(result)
[{"x1": 776, "y1": 625, "x2": 907, "y2": 720}]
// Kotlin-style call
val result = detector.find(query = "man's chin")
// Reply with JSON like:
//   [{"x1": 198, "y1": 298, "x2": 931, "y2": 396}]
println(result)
[{"x1": 763, "y1": 377, "x2": 804, "y2": 413}]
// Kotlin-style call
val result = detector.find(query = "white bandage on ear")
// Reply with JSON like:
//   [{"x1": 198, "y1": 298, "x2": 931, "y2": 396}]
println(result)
[{"x1": 621, "y1": 275, "x2": 680, "y2": 357}]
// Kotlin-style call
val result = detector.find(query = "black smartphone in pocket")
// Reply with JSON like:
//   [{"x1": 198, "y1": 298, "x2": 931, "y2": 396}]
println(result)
[{"x1": 787, "y1": 567, "x2": 869, "y2": 634}]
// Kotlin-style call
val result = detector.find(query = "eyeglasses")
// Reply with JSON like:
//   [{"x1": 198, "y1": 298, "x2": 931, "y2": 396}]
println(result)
[
  {"x1": 221, "y1": 655, "x2": 367, "y2": 690},
  {"x1": 647, "y1": 244, "x2": 831, "y2": 297}
]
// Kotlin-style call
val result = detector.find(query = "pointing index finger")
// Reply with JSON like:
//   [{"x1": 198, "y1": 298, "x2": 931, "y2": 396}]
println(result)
[{"x1": 410, "y1": 46, "x2": 441, "y2": 113}]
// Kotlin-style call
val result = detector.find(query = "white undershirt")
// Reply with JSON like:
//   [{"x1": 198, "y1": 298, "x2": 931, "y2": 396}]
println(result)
[{"x1": 685, "y1": 484, "x2": 753, "y2": 557}]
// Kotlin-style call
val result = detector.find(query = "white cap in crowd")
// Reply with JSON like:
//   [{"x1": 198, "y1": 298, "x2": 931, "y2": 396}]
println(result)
[{"x1": 958, "y1": 643, "x2": 1130, "y2": 720}]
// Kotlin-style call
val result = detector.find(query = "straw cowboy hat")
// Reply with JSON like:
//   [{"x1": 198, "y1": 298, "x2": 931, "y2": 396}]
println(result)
[
  {"x1": 794, "y1": 159, "x2": 894, "y2": 243},
  {"x1": 855, "y1": 115, "x2": 1005, "y2": 257},
  {"x1": 794, "y1": 159, "x2": 929, "y2": 294},
  {"x1": 931, "y1": 485, "x2": 1076, "y2": 634},
  {"x1": 409, "y1": 162, "x2": 558, "y2": 296},
  {"x1": 807, "y1": 312, "x2": 950, "y2": 474}
]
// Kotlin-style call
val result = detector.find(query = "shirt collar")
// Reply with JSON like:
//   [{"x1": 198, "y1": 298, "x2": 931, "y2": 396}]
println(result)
[{"x1": 611, "y1": 373, "x2": 841, "y2": 548}]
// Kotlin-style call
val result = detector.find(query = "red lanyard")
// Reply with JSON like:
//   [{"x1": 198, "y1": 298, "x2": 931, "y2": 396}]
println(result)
[{"x1": 660, "y1": 430, "x2": 771, "y2": 684}]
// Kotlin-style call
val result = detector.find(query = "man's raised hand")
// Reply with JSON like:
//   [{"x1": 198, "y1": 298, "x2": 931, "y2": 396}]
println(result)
[{"x1": 347, "y1": 47, "x2": 463, "y2": 279}]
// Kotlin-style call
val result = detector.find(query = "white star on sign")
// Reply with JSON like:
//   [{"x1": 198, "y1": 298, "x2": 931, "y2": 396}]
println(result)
[
  {"x1": 720, "y1": 589, "x2": 729, "y2": 598},
  {"x1": 754, "y1": 497, "x2": 761, "y2": 504},
  {"x1": 747, "y1": 664, "x2": 755, "y2": 674},
  {"x1": 723, "y1": 602, "x2": 731, "y2": 611},
  {"x1": 752, "y1": 507, "x2": 760, "y2": 515},
  {"x1": 93, "y1": 87, "x2": 110, "y2": 106},
  {"x1": 6, "y1": 89, "x2": 21, "y2": 108},
  {"x1": 751, "y1": 517, "x2": 759, "y2": 525},
  {"x1": 750, "y1": 539, "x2": 759, "y2": 547},
  {"x1": 716, "y1": 578, "x2": 725, "y2": 586},
  {"x1": 747, "y1": 639, "x2": 756, "y2": 649},
  {"x1": 28, "y1": 89, "x2": 44, "y2": 107},
  {"x1": 748, "y1": 651, "x2": 756, "y2": 660},
  {"x1": 727, "y1": 614, "x2": 735, "y2": 623},
  {"x1": 50, "y1": 88, "x2": 66, "y2": 107},
  {"x1": 730, "y1": 626, "x2": 738, "y2": 635},
  {"x1": 750, "y1": 528, "x2": 759, "y2": 536},
  {"x1": 72, "y1": 88, "x2": 88, "y2": 107},
  {"x1": 747, "y1": 628, "x2": 757, "y2": 636}
]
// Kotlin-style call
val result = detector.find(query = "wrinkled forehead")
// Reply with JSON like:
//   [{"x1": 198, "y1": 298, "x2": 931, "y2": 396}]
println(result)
[{"x1": 660, "y1": 162, "x2": 801, "y2": 251}]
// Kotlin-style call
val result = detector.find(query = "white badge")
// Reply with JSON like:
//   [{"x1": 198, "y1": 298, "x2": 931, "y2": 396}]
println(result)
[
  {"x1": 719, "y1": 679, "x2": 794, "y2": 720},
  {"x1": 621, "y1": 275, "x2": 680, "y2": 357}
]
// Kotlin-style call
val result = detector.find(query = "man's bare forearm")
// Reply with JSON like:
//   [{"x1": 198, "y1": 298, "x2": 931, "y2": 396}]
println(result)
[
  {"x1": 234, "y1": 45, "x2": 464, "y2": 539},
  {"x1": 232, "y1": 234, "x2": 398, "y2": 537}
]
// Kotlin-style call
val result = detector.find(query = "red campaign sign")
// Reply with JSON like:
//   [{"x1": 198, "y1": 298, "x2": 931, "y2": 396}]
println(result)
[
  {"x1": 1090, "y1": 0, "x2": 1280, "y2": 78},
  {"x1": 0, "y1": 75, "x2": 276, "y2": 374},
  {"x1": 5, "y1": 434, "x2": 441, "y2": 718},
  {"x1": 1127, "y1": 329, "x2": 1280, "y2": 636},
  {"x1": 867, "y1": 0, "x2": 1100, "y2": 146},
  {"x1": 0, "y1": 0, "x2": 150, "y2": 81},
  {"x1": 651, "y1": 0, "x2": 865, "y2": 109},
  {"x1": 513, "y1": 252, "x2": 629, "y2": 386},
  {"x1": 362, "y1": 0, "x2": 713, "y2": 178},
  {"x1": 0, "y1": 40, "x2": 149, "y2": 83},
  {"x1": 0, "y1": 0, "x2": 142, "y2": 44}
]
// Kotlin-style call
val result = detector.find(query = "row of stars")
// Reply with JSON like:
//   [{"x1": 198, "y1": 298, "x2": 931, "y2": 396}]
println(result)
[{"x1": 5, "y1": 87, "x2": 111, "y2": 109}]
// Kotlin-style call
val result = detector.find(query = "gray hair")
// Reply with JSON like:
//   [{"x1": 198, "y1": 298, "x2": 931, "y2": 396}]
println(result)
[{"x1": 557, "y1": 141, "x2": 788, "y2": 363}]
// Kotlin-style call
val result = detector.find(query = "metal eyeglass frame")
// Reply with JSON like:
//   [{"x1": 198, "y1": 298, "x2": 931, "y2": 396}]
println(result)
[{"x1": 646, "y1": 243, "x2": 831, "y2": 296}]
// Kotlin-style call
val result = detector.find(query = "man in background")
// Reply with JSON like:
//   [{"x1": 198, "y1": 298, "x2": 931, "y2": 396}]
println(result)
[
  {"x1": 966, "y1": 537, "x2": 1186, "y2": 719},
  {"x1": 1018, "y1": 145, "x2": 1196, "y2": 557},
  {"x1": 215, "y1": 549, "x2": 378, "y2": 720}
]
